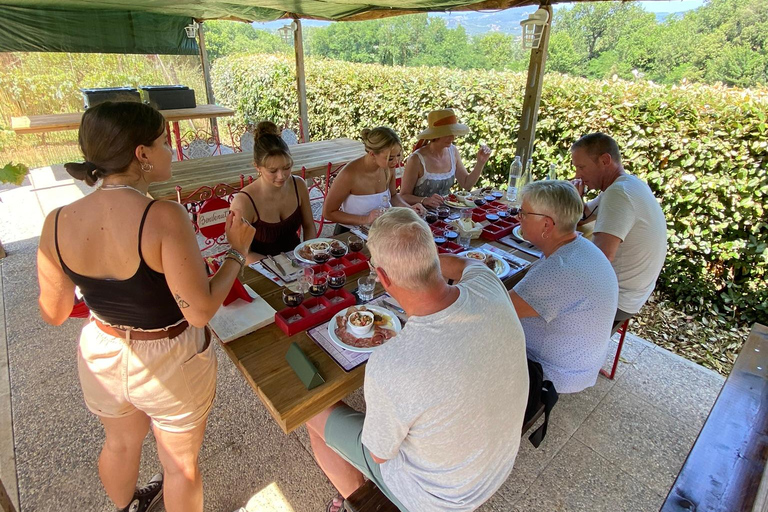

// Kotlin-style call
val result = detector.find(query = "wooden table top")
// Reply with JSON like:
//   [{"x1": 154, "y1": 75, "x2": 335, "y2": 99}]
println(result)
[
  {"x1": 148, "y1": 138, "x2": 366, "y2": 201},
  {"x1": 219, "y1": 237, "x2": 536, "y2": 434},
  {"x1": 10, "y1": 104, "x2": 234, "y2": 134}
]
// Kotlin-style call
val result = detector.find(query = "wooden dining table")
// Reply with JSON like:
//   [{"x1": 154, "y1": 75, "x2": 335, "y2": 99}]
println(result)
[
  {"x1": 148, "y1": 137, "x2": 366, "y2": 202},
  {"x1": 10, "y1": 104, "x2": 235, "y2": 161},
  {"x1": 219, "y1": 235, "x2": 537, "y2": 434}
]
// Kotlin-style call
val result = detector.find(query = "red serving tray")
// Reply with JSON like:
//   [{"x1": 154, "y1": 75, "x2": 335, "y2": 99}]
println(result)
[
  {"x1": 481, "y1": 218, "x2": 518, "y2": 241},
  {"x1": 437, "y1": 241, "x2": 464, "y2": 254},
  {"x1": 429, "y1": 220, "x2": 450, "y2": 234},
  {"x1": 471, "y1": 201, "x2": 507, "y2": 223},
  {"x1": 275, "y1": 288, "x2": 357, "y2": 336},
  {"x1": 310, "y1": 252, "x2": 368, "y2": 277}
]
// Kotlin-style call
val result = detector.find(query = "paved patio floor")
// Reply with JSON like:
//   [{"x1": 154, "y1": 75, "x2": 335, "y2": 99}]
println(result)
[{"x1": 0, "y1": 166, "x2": 725, "y2": 511}]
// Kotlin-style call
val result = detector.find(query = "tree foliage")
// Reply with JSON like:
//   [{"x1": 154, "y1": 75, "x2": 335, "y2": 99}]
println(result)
[
  {"x1": 549, "y1": 0, "x2": 766, "y2": 87},
  {"x1": 203, "y1": 20, "x2": 290, "y2": 61}
]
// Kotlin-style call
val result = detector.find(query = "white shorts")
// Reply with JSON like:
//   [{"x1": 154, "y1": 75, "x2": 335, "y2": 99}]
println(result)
[{"x1": 77, "y1": 321, "x2": 217, "y2": 433}]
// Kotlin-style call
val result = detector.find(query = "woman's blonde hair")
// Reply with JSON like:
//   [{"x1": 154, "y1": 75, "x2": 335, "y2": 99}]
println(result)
[
  {"x1": 252, "y1": 121, "x2": 293, "y2": 168},
  {"x1": 367, "y1": 208, "x2": 440, "y2": 290},
  {"x1": 360, "y1": 127, "x2": 401, "y2": 154},
  {"x1": 520, "y1": 180, "x2": 583, "y2": 233}
]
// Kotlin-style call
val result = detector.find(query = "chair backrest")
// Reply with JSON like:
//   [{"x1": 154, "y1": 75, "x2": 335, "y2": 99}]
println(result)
[
  {"x1": 185, "y1": 138, "x2": 216, "y2": 159},
  {"x1": 176, "y1": 183, "x2": 245, "y2": 272},
  {"x1": 281, "y1": 128, "x2": 299, "y2": 146},
  {"x1": 240, "y1": 131, "x2": 255, "y2": 153}
]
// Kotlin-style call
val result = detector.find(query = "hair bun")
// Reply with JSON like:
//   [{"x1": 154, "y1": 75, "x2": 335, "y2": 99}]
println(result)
[
  {"x1": 254, "y1": 121, "x2": 280, "y2": 139},
  {"x1": 360, "y1": 128, "x2": 372, "y2": 142},
  {"x1": 64, "y1": 161, "x2": 103, "y2": 187}
]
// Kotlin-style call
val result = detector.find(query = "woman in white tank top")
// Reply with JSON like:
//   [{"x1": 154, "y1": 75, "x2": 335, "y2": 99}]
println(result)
[
  {"x1": 324, "y1": 127, "x2": 424, "y2": 234},
  {"x1": 400, "y1": 108, "x2": 492, "y2": 209}
]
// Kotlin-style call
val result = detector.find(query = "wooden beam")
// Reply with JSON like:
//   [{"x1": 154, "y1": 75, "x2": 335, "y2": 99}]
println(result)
[
  {"x1": 293, "y1": 18, "x2": 310, "y2": 142},
  {"x1": 198, "y1": 21, "x2": 219, "y2": 139},
  {"x1": 515, "y1": 5, "x2": 552, "y2": 171}
]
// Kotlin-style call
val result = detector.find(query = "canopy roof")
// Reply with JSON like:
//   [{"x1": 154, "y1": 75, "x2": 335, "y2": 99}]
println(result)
[{"x1": 0, "y1": 0, "x2": 641, "y2": 23}]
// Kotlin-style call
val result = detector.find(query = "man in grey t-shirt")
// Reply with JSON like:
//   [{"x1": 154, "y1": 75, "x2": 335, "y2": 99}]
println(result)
[{"x1": 306, "y1": 208, "x2": 528, "y2": 512}]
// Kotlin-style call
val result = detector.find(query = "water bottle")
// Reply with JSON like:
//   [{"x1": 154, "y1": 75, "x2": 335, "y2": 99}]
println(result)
[
  {"x1": 506, "y1": 156, "x2": 523, "y2": 202},
  {"x1": 527, "y1": 158, "x2": 534, "y2": 179},
  {"x1": 548, "y1": 163, "x2": 557, "y2": 180}
]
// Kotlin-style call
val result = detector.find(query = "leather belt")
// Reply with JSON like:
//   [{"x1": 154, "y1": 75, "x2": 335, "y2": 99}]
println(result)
[{"x1": 93, "y1": 319, "x2": 189, "y2": 340}]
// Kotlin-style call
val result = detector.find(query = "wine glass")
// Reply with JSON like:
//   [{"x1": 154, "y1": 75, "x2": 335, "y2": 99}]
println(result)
[
  {"x1": 309, "y1": 272, "x2": 328, "y2": 297},
  {"x1": 328, "y1": 269, "x2": 347, "y2": 289}
]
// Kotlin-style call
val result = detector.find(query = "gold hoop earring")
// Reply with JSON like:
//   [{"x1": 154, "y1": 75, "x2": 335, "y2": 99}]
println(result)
[
  {"x1": 141, "y1": 162, "x2": 153, "y2": 173},
  {"x1": 542, "y1": 231, "x2": 549, "y2": 240}
]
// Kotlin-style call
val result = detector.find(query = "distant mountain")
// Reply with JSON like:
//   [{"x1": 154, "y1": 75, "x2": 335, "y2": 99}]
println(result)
[{"x1": 432, "y1": 7, "x2": 537, "y2": 36}]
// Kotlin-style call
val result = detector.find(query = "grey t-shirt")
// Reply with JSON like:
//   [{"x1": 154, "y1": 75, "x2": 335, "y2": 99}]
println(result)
[{"x1": 361, "y1": 264, "x2": 529, "y2": 512}]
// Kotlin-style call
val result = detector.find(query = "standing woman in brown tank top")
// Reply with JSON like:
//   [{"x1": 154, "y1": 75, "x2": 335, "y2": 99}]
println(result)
[
  {"x1": 36, "y1": 102, "x2": 255, "y2": 512},
  {"x1": 229, "y1": 121, "x2": 317, "y2": 263}
]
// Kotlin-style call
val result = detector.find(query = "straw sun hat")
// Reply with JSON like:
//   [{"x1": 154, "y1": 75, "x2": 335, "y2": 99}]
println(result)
[{"x1": 417, "y1": 109, "x2": 470, "y2": 140}]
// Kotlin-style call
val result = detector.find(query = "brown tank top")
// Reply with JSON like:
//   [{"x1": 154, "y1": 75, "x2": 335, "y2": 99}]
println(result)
[{"x1": 241, "y1": 176, "x2": 303, "y2": 256}]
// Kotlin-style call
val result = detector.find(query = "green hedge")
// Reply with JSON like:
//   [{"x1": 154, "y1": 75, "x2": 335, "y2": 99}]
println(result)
[{"x1": 212, "y1": 54, "x2": 768, "y2": 325}]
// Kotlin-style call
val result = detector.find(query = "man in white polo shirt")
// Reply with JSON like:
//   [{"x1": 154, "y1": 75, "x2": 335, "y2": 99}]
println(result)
[{"x1": 571, "y1": 132, "x2": 667, "y2": 330}]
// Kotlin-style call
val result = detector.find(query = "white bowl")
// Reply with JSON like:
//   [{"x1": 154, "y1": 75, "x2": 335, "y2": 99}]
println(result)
[
  {"x1": 464, "y1": 250, "x2": 487, "y2": 262},
  {"x1": 309, "y1": 241, "x2": 330, "y2": 255},
  {"x1": 347, "y1": 311, "x2": 375, "y2": 336}
]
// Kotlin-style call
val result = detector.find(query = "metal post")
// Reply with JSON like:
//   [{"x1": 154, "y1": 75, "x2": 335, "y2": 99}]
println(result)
[
  {"x1": 197, "y1": 21, "x2": 219, "y2": 142},
  {"x1": 293, "y1": 18, "x2": 310, "y2": 143},
  {"x1": 515, "y1": 5, "x2": 553, "y2": 166}
]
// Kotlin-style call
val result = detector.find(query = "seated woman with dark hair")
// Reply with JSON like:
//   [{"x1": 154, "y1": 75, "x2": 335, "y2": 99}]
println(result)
[
  {"x1": 509, "y1": 180, "x2": 619, "y2": 393},
  {"x1": 323, "y1": 126, "x2": 423, "y2": 234},
  {"x1": 229, "y1": 121, "x2": 317, "y2": 263}
]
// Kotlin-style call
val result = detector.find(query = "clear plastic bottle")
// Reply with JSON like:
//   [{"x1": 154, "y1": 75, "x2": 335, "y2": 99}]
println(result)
[
  {"x1": 548, "y1": 163, "x2": 557, "y2": 180},
  {"x1": 527, "y1": 158, "x2": 533, "y2": 179},
  {"x1": 506, "y1": 156, "x2": 523, "y2": 202}
]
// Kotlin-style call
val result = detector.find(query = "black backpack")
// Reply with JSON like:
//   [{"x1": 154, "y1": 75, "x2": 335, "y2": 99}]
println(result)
[{"x1": 524, "y1": 359, "x2": 559, "y2": 448}]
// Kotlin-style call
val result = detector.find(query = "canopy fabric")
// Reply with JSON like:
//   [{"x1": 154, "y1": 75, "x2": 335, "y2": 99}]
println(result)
[
  {"x1": 1, "y1": 0, "x2": 558, "y2": 23},
  {"x1": 0, "y1": 5, "x2": 199, "y2": 54}
]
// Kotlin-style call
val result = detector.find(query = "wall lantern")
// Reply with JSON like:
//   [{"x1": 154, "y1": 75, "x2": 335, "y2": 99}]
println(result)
[
  {"x1": 184, "y1": 21, "x2": 199, "y2": 39},
  {"x1": 278, "y1": 22, "x2": 296, "y2": 45},
  {"x1": 520, "y1": 8, "x2": 550, "y2": 50}
]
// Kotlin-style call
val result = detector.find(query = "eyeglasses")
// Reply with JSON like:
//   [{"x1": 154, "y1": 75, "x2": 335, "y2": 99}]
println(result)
[{"x1": 518, "y1": 209, "x2": 555, "y2": 225}]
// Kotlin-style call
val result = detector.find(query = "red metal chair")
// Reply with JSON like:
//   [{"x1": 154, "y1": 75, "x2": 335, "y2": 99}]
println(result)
[
  {"x1": 301, "y1": 162, "x2": 345, "y2": 234},
  {"x1": 601, "y1": 319, "x2": 630, "y2": 380}
]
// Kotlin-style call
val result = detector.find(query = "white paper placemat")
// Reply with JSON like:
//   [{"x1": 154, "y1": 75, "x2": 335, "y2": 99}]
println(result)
[{"x1": 306, "y1": 293, "x2": 406, "y2": 372}]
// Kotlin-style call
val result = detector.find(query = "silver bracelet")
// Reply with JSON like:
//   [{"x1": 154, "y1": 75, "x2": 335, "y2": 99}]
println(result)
[{"x1": 225, "y1": 248, "x2": 246, "y2": 269}]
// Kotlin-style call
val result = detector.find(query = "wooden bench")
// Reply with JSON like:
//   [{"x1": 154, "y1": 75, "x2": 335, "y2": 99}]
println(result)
[
  {"x1": 344, "y1": 401, "x2": 547, "y2": 512},
  {"x1": 661, "y1": 323, "x2": 768, "y2": 512}
]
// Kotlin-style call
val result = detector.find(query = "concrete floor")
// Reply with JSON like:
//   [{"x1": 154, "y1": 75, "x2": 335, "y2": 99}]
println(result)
[{"x1": 0, "y1": 165, "x2": 725, "y2": 511}]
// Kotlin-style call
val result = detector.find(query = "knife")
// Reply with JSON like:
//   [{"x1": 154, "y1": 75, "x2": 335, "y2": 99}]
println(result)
[
  {"x1": 382, "y1": 300, "x2": 405, "y2": 314},
  {"x1": 268, "y1": 254, "x2": 287, "y2": 276}
]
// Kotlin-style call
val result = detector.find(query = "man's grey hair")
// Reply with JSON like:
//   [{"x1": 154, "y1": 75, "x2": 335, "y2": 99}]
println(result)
[
  {"x1": 367, "y1": 208, "x2": 440, "y2": 290},
  {"x1": 571, "y1": 132, "x2": 622, "y2": 165},
  {"x1": 520, "y1": 180, "x2": 583, "y2": 234}
]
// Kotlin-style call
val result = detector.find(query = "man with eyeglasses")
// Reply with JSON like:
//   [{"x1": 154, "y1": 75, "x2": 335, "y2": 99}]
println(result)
[{"x1": 571, "y1": 133, "x2": 667, "y2": 331}]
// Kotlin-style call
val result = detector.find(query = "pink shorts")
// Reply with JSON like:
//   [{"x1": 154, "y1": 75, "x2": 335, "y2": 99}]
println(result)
[{"x1": 77, "y1": 320, "x2": 217, "y2": 433}]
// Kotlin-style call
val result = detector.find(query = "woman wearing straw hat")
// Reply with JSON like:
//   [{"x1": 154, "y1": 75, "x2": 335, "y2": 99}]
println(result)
[{"x1": 400, "y1": 108, "x2": 492, "y2": 209}]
